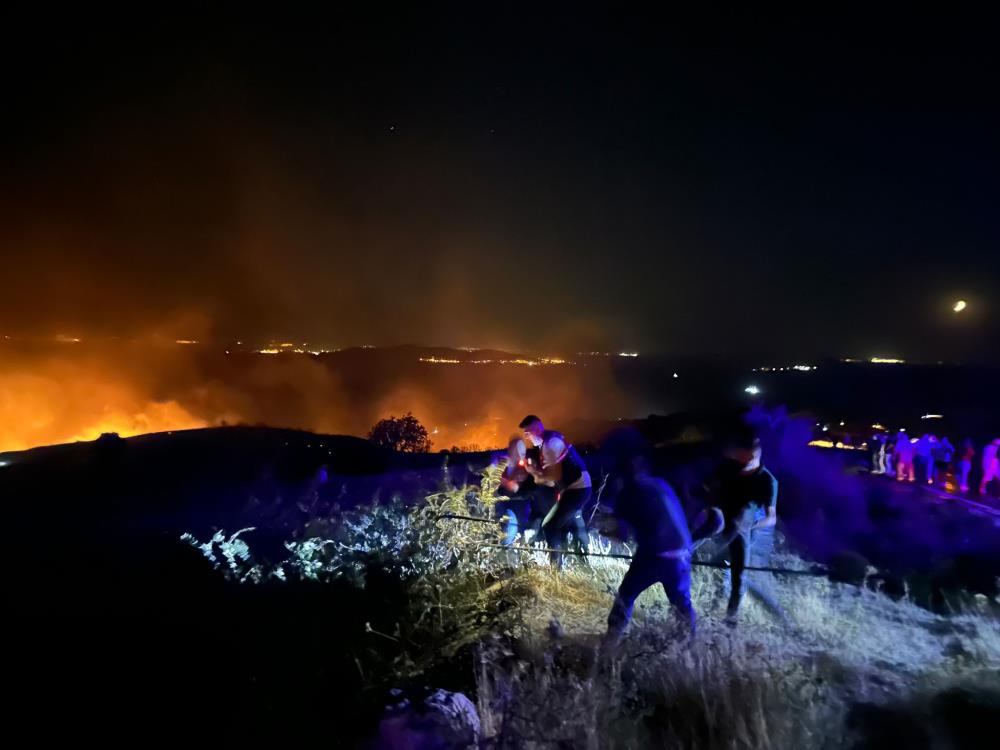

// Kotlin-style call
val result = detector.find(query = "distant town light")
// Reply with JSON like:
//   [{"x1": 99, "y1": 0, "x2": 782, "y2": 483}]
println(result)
[
  {"x1": 871, "y1": 357, "x2": 905, "y2": 364},
  {"x1": 744, "y1": 385, "x2": 761, "y2": 395},
  {"x1": 617, "y1": 352, "x2": 639, "y2": 358},
  {"x1": 920, "y1": 414, "x2": 944, "y2": 420},
  {"x1": 953, "y1": 300, "x2": 967, "y2": 313}
]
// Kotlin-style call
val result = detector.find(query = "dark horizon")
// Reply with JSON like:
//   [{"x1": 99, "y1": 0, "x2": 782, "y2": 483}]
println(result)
[{"x1": 2, "y1": 9, "x2": 998, "y2": 364}]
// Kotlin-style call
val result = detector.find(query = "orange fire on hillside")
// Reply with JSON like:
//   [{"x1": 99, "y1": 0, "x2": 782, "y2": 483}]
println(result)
[{"x1": 0, "y1": 341, "x2": 631, "y2": 454}]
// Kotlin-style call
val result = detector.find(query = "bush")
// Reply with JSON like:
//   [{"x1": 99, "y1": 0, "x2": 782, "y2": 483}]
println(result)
[{"x1": 368, "y1": 412, "x2": 433, "y2": 453}]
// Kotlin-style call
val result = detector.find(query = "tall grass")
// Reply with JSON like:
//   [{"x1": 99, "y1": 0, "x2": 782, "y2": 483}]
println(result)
[{"x1": 182, "y1": 464, "x2": 1000, "y2": 747}]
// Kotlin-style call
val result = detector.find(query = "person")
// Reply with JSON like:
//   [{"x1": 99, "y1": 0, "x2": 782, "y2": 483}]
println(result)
[
  {"x1": 496, "y1": 438, "x2": 534, "y2": 545},
  {"x1": 915, "y1": 434, "x2": 936, "y2": 485},
  {"x1": 711, "y1": 434, "x2": 786, "y2": 624},
  {"x1": 934, "y1": 436, "x2": 955, "y2": 486},
  {"x1": 603, "y1": 431, "x2": 695, "y2": 640},
  {"x1": 870, "y1": 433, "x2": 887, "y2": 474},
  {"x1": 980, "y1": 439, "x2": 1000, "y2": 495},
  {"x1": 869, "y1": 433, "x2": 882, "y2": 474},
  {"x1": 957, "y1": 439, "x2": 975, "y2": 493},
  {"x1": 894, "y1": 430, "x2": 915, "y2": 483},
  {"x1": 519, "y1": 415, "x2": 592, "y2": 567},
  {"x1": 496, "y1": 437, "x2": 557, "y2": 545}
]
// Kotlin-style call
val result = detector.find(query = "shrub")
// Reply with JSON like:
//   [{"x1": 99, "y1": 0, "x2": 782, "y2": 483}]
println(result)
[{"x1": 368, "y1": 412, "x2": 433, "y2": 453}]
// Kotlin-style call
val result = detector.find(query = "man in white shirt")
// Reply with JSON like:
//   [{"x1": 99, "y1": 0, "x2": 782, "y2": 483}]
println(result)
[{"x1": 519, "y1": 415, "x2": 592, "y2": 567}]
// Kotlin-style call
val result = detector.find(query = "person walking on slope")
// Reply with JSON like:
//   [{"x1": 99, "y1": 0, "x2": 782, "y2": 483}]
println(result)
[
  {"x1": 957, "y1": 439, "x2": 975, "y2": 493},
  {"x1": 981, "y1": 439, "x2": 1000, "y2": 495},
  {"x1": 915, "y1": 434, "x2": 936, "y2": 485},
  {"x1": 894, "y1": 430, "x2": 915, "y2": 483},
  {"x1": 934, "y1": 436, "x2": 955, "y2": 486},
  {"x1": 711, "y1": 434, "x2": 787, "y2": 625}
]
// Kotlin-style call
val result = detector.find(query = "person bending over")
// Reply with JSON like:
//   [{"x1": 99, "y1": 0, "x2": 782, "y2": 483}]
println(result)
[{"x1": 519, "y1": 415, "x2": 591, "y2": 567}]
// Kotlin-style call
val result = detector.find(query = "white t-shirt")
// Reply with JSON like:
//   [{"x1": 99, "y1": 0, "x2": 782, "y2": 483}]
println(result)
[
  {"x1": 541, "y1": 434, "x2": 567, "y2": 468},
  {"x1": 541, "y1": 434, "x2": 591, "y2": 490}
]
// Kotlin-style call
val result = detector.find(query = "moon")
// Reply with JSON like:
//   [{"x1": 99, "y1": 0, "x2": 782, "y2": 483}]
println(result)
[{"x1": 953, "y1": 299, "x2": 967, "y2": 313}]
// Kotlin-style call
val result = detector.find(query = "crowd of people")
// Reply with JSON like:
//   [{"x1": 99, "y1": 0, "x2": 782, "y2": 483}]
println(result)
[
  {"x1": 869, "y1": 431, "x2": 1000, "y2": 495},
  {"x1": 494, "y1": 415, "x2": 783, "y2": 642}
]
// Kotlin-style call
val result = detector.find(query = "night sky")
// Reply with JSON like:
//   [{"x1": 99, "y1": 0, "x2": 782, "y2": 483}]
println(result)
[{"x1": 3, "y1": 9, "x2": 998, "y2": 362}]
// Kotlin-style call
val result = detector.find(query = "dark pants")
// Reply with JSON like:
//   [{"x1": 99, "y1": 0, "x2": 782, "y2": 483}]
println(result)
[
  {"x1": 497, "y1": 485, "x2": 557, "y2": 545},
  {"x1": 914, "y1": 455, "x2": 932, "y2": 483},
  {"x1": 528, "y1": 485, "x2": 558, "y2": 536},
  {"x1": 608, "y1": 553, "x2": 694, "y2": 634},
  {"x1": 542, "y1": 486, "x2": 592, "y2": 564},
  {"x1": 726, "y1": 526, "x2": 785, "y2": 621}
]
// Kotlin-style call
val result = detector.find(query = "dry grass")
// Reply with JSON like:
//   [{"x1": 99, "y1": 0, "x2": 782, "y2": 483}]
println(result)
[
  {"x1": 183, "y1": 465, "x2": 1000, "y2": 747},
  {"x1": 430, "y1": 469, "x2": 1000, "y2": 748}
]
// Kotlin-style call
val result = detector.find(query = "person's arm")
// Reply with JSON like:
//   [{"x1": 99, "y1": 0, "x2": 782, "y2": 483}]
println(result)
[
  {"x1": 752, "y1": 505, "x2": 777, "y2": 531},
  {"x1": 527, "y1": 436, "x2": 566, "y2": 486},
  {"x1": 751, "y1": 473, "x2": 778, "y2": 531}
]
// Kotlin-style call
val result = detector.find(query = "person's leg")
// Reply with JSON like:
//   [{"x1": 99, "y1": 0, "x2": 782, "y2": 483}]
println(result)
[
  {"x1": 567, "y1": 487, "x2": 592, "y2": 553},
  {"x1": 495, "y1": 500, "x2": 519, "y2": 546},
  {"x1": 542, "y1": 488, "x2": 590, "y2": 566},
  {"x1": 744, "y1": 527, "x2": 788, "y2": 624},
  {"x1": 542, "y1": 499, "x2": 577, "y2": 566},
  {"x1": 570, "y1": 512, "x2": 590, "y2": 554},
  {"x1": 958, "y1": 460, "x2": 970, "y2": 492},
  {"x1": 659, "y1": 558, "x2": 695, "y2": 634},
  {"x1": 981, "y1": 460, "x2": 998, "y2": 494},
  {"x1": 726, "y1": 532, "x2": 750, "y2": 618},
  {"x1": 608, "y1": 557, "x2": 656, "y2": 636}
]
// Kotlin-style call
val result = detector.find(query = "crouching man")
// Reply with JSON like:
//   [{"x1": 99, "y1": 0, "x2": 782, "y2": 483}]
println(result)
[
  {"x1": 496, "y1": 437, "x2": 556, "y2": 545},
  {"x1": 603, "y1": 432, "x2": 695, "y2": 640}
]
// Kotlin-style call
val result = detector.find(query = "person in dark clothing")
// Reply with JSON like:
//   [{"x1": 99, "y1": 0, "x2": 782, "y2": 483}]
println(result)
[
  {"x1": 602, "y1": 432, "x2": 695, "y2": 639},
  {"x1": 934, "y1": 436, "x2": 955, "y2": 486},
  {"x1": 711, "y1": 435, "x2": 785, "y2": 624},
  {"x1": 519, "y1": 415, "x2": 591, "y2": 567}
]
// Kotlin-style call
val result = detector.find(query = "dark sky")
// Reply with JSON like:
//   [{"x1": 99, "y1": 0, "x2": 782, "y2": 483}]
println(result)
[{"x1": 2, "y1": 8, "x2": 998, "y2": 361}]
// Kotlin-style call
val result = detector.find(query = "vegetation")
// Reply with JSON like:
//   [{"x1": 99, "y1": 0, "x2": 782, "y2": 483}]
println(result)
[
  {"x1": 367, "y1": 412, "x2": 433, "y2": 453},
  {"x1": 183, "y1": 462, "x2": 1000, "y2": 747}
]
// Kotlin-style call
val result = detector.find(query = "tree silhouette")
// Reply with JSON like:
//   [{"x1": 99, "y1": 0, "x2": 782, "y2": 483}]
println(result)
[{"x1": 367, "y1": 412, "x2": 433, "y2": 453}]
